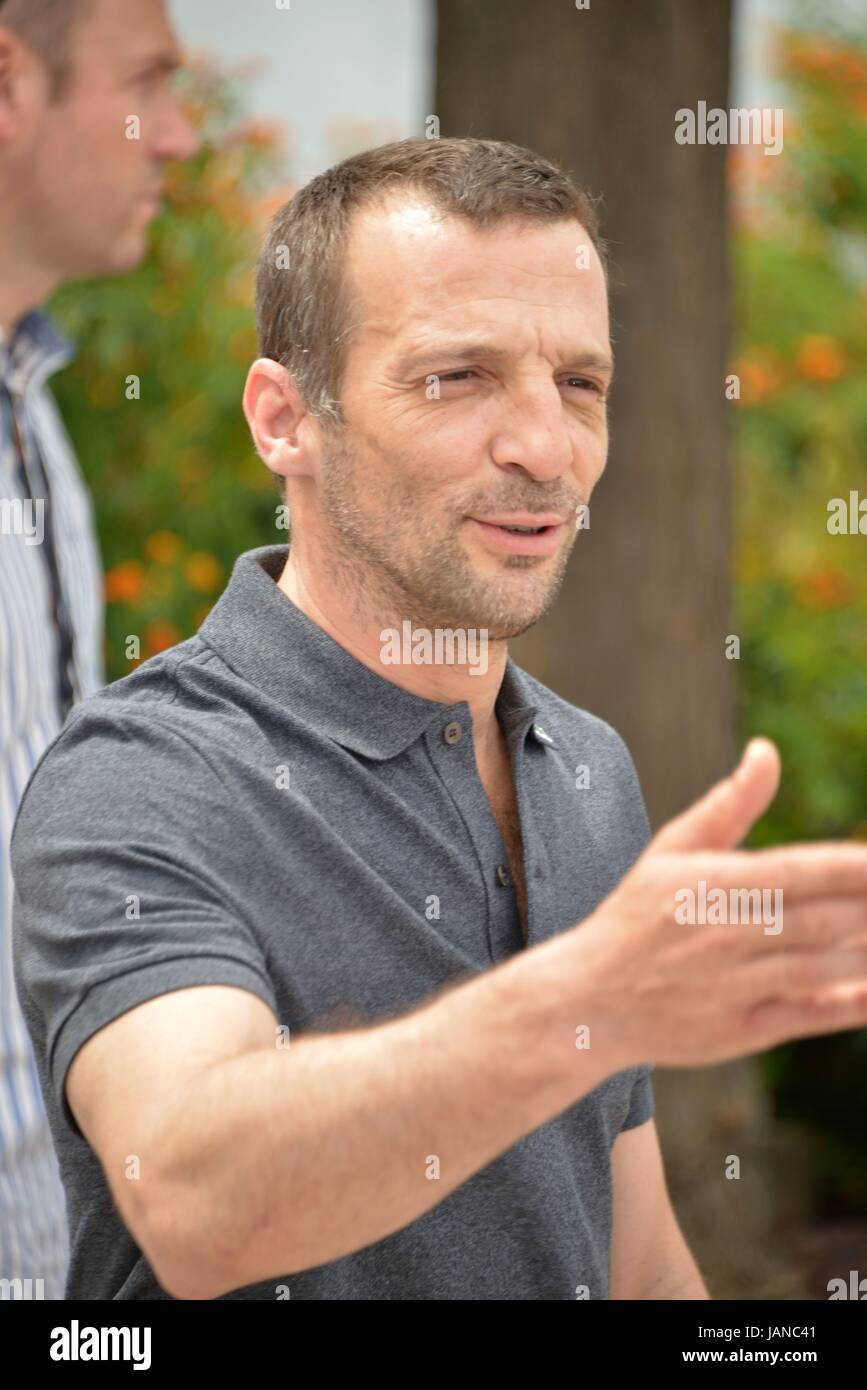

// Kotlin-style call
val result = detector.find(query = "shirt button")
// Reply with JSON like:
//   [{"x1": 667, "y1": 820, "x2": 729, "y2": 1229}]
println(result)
[
  {"x1": 496, "y1": 863, "x2": 511, "y2": 888},
  {"x1": 442, "y1": 720, "x2": 464, "y2": 745}
]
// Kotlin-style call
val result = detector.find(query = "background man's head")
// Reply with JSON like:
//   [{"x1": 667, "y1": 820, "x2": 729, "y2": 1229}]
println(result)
[
  {"x1": 0, "y1": 0, "x2": 197, "y2": 303},
  {"x1": 247, "y1": 137, "x2": 612, "y2": 641}
]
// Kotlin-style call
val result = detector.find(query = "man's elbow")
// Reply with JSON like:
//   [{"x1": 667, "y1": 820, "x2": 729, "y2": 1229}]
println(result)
[{"x1": 125, "y1": 1176, "x2": 238, "y2": 1301}]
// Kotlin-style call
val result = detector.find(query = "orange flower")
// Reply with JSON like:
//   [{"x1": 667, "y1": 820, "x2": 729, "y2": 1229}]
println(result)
[
  {"x1": 231, "y1": 118, "x2": 281, "y2": 150},
  {"x1": 838, "y1": 50, "x2": 867, "y2": 84},
  {"x1": 257, "y1": 186, "x2": 296, "y2": 222},
  {"x1": 794, "y1": 335, "x2": 847, "y2": 382},
  {"x1": 731, "y1": 353, "x2": 783, "y2": 404},
  {"x1": 796, "y1": 566, "x2": 854, "y2": 610},
  {"x1": 104, "y1": 560, "x2": 146, "y2": 603},
  {"x1": 184, "y1": 552, "x2": 223, "y2": 594},
  {"x1": 780, "y1": 35, "x2": 855, "y2": 82},
  {"x1": 144, "y1": 620, "x2": 181, "y2": 655},
  {"x1": 144, "y1": 530, "x2": 182, "y2": 565}
]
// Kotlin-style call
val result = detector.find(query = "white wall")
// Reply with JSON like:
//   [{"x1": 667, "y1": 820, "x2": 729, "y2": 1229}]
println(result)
[
  {"x1": 170, "y1": 0, "x2": 854, "y2": 188},
  {"x1": 169, "y1": 0, "x2": 434, "y2": 184}
]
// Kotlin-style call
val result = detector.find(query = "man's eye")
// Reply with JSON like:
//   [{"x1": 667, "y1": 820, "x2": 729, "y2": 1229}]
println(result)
[
  {"x1": 564, "y1": 377, "x2": 603, "y2": 394},
  {"x1": 430, "y1": 371, "x2": 606, "y2": 396},
  {"x1": 132, "y1": 66, "x2": 169, "y2": 90}
]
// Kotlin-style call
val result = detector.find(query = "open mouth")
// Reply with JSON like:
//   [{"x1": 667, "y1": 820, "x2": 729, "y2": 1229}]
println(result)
[{"x1": 467, "y1": 518, "x2": 565, "y2": 553}]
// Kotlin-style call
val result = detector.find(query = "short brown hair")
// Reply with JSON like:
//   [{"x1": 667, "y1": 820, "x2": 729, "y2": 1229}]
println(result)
[
  {"x1": 0, "y1": 0, "x2": 95, "y2": 99},
  {"x1": 256, "y1": 136, "x2": 606, "y2": 430}
]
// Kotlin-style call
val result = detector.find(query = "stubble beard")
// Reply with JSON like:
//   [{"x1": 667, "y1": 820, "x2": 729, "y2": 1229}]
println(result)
[{"x1": 316, "y1": 429, "x2": 579, "y2": 642}]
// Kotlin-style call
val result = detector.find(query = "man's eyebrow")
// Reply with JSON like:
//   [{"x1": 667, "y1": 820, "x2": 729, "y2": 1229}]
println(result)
[
  {"x1": 128, "y1": 49, "x2": 183, "y2": 78},
  {"x1": 391, "y1": 338, "x2": 615, "y2": 380}
]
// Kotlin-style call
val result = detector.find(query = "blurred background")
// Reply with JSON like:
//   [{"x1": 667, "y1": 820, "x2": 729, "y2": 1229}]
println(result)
[{"x1": 47, "y1": 0, "x2": 867, "y2": 1298}]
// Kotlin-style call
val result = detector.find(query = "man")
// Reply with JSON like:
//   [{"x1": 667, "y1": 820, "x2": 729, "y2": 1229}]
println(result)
[
  {"x1": 0, "y1": 0, "x2": 195, "y2": 1297},
  {"x1": 11, "y1": 136, "x2": 867, "y2": 1301}
]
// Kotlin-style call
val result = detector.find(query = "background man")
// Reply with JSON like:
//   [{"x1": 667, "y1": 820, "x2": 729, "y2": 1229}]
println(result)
[{"x1": 0, "y1": 0, "x2": 195, "y2": 1298}]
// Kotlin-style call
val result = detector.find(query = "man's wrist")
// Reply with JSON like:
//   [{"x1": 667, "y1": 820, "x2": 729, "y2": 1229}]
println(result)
[{"x1": 476, "y1": 924, "x2": 636, "y2": 1124}]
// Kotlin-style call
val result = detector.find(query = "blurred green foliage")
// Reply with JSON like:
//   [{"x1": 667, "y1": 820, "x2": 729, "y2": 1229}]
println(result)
[
  {"x1": 49, "y1": 59, "x2": 288, "y2": 673},
  {"x1": 731, "y1": 25, "x2": 867, "y2": 1211}
]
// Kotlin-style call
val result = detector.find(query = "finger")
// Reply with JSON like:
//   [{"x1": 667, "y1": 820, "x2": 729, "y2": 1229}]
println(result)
[
  {"x1": 736, "y1": 944, "x2": 867, "y2": 1002},
  {"x1": 763, "y1": 897, "x2": 867, "y2": 953},
  {"x1": 676, "y1": 897, "x2": 867, "y2": 966},
  {"x1": 663, "y1": 843, "x2": 867, "y2": 902},
  {"x1": 744, "y1": 980, "x2": 867, "y2": 1051},
  {"x1": 651, "y1": 738, "x2": 781, "y2": 854}
]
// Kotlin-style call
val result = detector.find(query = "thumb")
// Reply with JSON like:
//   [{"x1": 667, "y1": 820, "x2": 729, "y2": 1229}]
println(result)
[{"x1": 650, "y1": 737, "x2": 781, "y2": 854}]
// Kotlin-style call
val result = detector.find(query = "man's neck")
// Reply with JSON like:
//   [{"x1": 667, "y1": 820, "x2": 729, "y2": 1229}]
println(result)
[
  {"x1": 0, "y1": 211, "x2": 56, "y2": 334},
  {"x1": 276, "y1": 545, "x2": 508, "y2": 754}
]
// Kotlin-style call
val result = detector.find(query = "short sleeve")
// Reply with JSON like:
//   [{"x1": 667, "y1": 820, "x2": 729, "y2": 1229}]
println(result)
[
  {"x1": 605, "y1": 724, "x2": 652, "y2": 868},
  {"x1": 621, "y1": 1064, "x2": 656, "y2": 1131},
  {"x1": 10, "y1": 700, "x2": 278, "y2": 1138}
]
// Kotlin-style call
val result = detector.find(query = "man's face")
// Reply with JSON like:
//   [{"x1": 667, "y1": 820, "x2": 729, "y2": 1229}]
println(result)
[
  {"x1": 318, "y1": 199, "x2": 612, "y2": 641},
  {"x1": 8, "y1": 0, "x2": 196, "y2": 278}
]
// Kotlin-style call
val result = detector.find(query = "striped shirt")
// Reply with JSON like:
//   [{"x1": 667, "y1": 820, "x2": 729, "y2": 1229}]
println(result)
[{"x1": 0, "y1": 310, "x2": 103, "y2": 1298}]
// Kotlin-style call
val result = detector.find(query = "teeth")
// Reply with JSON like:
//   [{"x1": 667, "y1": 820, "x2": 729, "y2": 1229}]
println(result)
[{"x1": 502, "y1": 524, "x2": 543, "y2": 533}]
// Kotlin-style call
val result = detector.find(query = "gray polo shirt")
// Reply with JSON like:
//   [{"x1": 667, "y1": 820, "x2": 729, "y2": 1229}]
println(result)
[{"x1": 11, "y1": 543, "x2": 655, "y2": 1301}]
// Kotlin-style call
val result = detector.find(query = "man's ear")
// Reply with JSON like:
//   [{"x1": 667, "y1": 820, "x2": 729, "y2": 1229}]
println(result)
[
  {"x1": 0, "y1": 29, "x2": 44, "y2": 146},
  {"x1": 242, "y1": 357, "x2": 321, "y2": 486}
]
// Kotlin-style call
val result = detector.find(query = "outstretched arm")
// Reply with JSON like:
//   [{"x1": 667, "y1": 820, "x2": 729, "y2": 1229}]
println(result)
[{"x1": 610, "y1": 1117, "x2": 710, "y2": 1299}]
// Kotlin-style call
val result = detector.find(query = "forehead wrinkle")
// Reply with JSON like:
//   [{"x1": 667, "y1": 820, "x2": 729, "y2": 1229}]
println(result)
[
  {"x1": 347, "y1": 213, "x2": 603, "y2": 294},
  {"x1": 343, "y1": 238, "x2": 608, "y2": 371},
  {"x1": 363, "y1": 285, "x2": 607, "y2": 339},
  {"x1": 383, "y1": 325, "x2": 614, "y2": 383}
]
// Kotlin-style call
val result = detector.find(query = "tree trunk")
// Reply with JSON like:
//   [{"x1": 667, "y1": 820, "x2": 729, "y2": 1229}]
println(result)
[{"x1": 435, "y1": 0, "x2": 809, "y2": 1298}]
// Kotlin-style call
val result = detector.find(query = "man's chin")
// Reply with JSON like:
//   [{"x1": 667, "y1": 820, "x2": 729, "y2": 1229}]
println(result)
[
  {"x1": 84, "y1": 221, "x2": 152, "y2": 278},
  {"x1": 482, "y1": 570, "x2": 571, "y2": 639},
  {"x1": 486, "y1": 609, "x2": 555, "y2": 642},
  {"x1": 110, "y1": 229, "x2": 151, "y2": 274},
  {"x1": 452, "y1": 587, "x2": 562, "y2": 643}
]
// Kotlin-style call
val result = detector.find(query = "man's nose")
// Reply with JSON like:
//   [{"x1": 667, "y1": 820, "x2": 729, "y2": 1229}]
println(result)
[
  {"x1": 154, "y1": 97, "x2": 200, "y2": 163},
  {"x1": 492, "y1": 390, "x2": 576, "y2": 481}
]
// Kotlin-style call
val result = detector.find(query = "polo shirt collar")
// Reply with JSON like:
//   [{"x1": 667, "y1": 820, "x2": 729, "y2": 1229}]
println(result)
[
  {"x1": 199, "y1": 545, "x2": 551, "y2": 761},
  {"x1": 0, "y1": 309, "x2": 74, "y2": 398}
]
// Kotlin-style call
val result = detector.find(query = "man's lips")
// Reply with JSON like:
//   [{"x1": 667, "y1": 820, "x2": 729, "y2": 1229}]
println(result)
[
  {"x1": 466, "y1": 516, "x2": 567, "y2": 555},
  {"x1": 471, "y1": 513, "x2": 568, "y2": 527}
]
